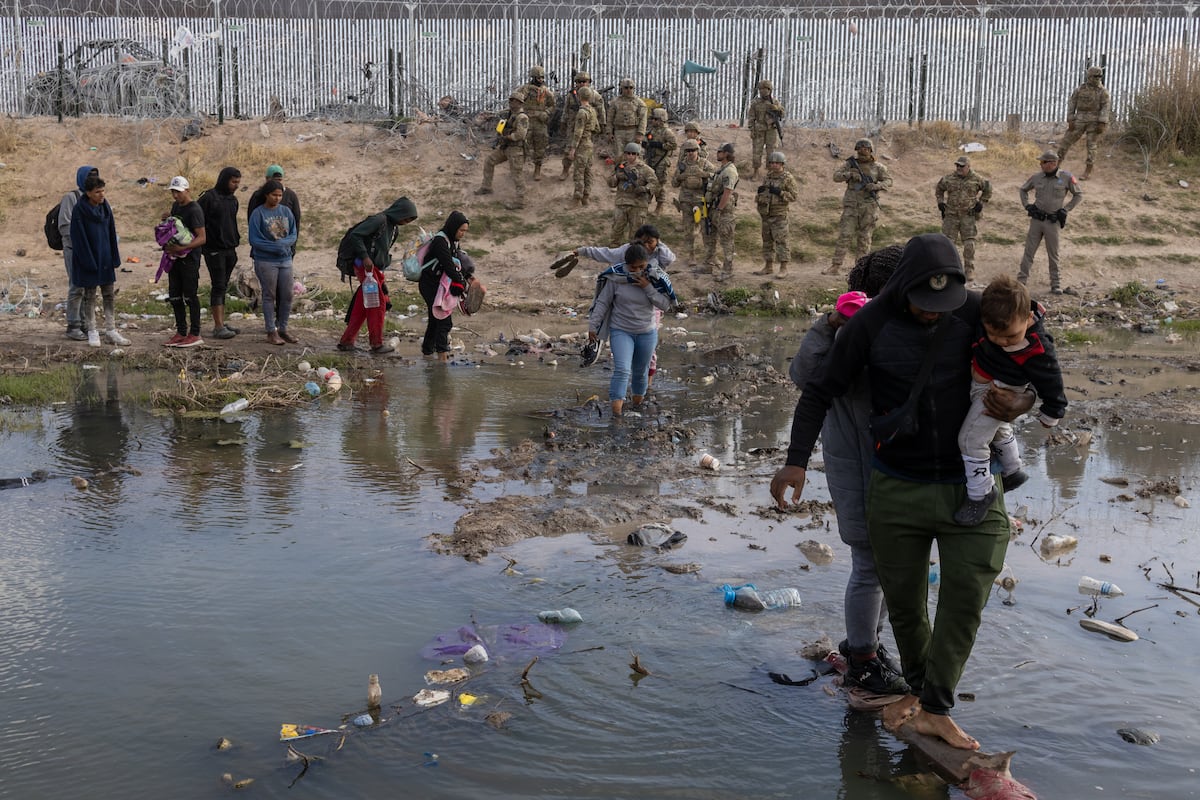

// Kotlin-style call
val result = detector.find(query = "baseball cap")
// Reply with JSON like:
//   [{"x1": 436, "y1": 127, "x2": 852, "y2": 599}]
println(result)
[
  {"x1": 265, "y1": 164, "x2": 284, "y2": 178},
  {"x1": 955, "y1": 156, "x2": 970, "y2": 166},
  {"x1": 167, "y1": 176, "x2": 189, "y2": 191},
  {"x1": 1038, "y1": 151, "x2": 1059, "y2": 162},
  {"x1": 902, "y1": 234, "x2": 967, "y2": 313},
  {"x1": 717, "y1": 142, "x2": 734, "y2": 154},
  {"x1": 835, "y1": 291, "x2": 870, "y2": 318}
]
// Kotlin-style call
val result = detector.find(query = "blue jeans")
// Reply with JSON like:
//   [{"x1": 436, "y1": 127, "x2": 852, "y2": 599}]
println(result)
[
  {"x1": 254, "y1": 259, "x2": 294, "y2": 333},
  {"x1": 608, "y1": 328, "x2": 657, "y2": 402}
]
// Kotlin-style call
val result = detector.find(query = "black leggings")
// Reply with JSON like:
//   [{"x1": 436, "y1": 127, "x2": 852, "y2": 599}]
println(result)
[
  {"x1": 203, "y1": 248, "x2": 238, "y2": 306},
  {"x1": 418, "y1": 269, "x2": 453, "y2": 354},
  {"x1": 168, "y1": 257, "x2": 202, "y2": 336}
]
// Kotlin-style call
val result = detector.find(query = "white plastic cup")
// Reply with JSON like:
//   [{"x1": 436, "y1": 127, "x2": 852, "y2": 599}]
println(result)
[{"x1": 699, "y1": 453, "x2": 720, "y2": 471}]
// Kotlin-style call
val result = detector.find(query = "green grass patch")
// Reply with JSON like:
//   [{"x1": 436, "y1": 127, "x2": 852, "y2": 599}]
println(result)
[
  {"x1": 1110, "y1": 280, "x2": 1151, "y2": 306},
  {"x1": 1091, "y1": 213, "x2": 1113, "y2": 227},
  {"x1": 1131, "y1": 236, "x2": 1167, "y2": 247},
  {"x1": 1166, "y1": 318, "x2": 1200, "y2": 332},
  {"x1": 719, "y1": 287, "x2": 752, "y2": 306},
  {"x1": 1160, "y1": 253, "x2": 1200, "y2": 264},
  {"x1": 470, "y1": 210, "x2": 527, "y2": 241},
  {"x1": 1104, "y1": 255, "x2": 1139, "y2": 267},
  {"x1": 1074, "y1": 235, "x2": 1126, "y2": 246},
  {"x1": 1058, "y1": 329, "x2": 1093, "y2": 345},
  {"x1": 1134, "y1": 214, "x2": 1171, "y2": 233},
  {"x1": 0, "y1": 364, "x2": 83, "y2": 405},
  {"x1": 979, "y1": 232, "x2": 1020, "y2": 245},
  {"x1": 873, "y1": 221, "x2": 942, "y2": 243}
]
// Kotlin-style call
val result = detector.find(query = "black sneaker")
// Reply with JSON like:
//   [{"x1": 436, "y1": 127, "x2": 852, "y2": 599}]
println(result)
[
  {"x1": 844, "y1": 655, "x2": 911, "y2": 695},
  {"x1": 954, "y1": 486, "x2": 997, "y2": 527},
  {"x1": 336, "y1": 342, "x2": 361, "y2": 352},
  {"x1": 1001, "y1": 469, "x2": 1029, "y2": 492},
  {"x1": 580, "y1": 338, "x2": 604, "y2": 367},
  {"x1": 875, "y1": 643, "x2": 903, "y2": 679}
]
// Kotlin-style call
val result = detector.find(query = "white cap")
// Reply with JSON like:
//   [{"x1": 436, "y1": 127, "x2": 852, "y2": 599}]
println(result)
[{"x1": 167, "y1": 176, "x2": 190, "y2": 191}]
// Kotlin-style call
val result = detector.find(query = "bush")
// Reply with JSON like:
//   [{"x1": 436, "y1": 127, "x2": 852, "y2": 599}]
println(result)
[{"x1": 1126, "y1": 48, "x2": 1200, "y2": 157}]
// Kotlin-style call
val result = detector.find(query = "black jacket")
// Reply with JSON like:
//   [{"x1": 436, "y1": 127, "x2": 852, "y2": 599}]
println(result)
[
  {"x1": 972, "y1": 302, "x2": 1066, "y2": 422},
  {"x1": 787, "y1": 234, "x2": 978, "y2": 483},
  {"x1": 197, "y1": 167, "x2": 241, "y2": 251}
]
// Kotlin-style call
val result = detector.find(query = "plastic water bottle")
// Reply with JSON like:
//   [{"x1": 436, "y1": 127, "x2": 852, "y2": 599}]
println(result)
[
  {"x1": 220, "y1": 398, "x2": 249, "y2": 415},
  {"x1": 928, "y1": 561, "x2": 940, "y2": 585},
  {"x1": 721, "y1": 584, "x2": 801, "y2": 611},
  {"x1": 362, "y1": 268, "x2": 381, "y2": 309},
  {"x1": 1078, "y1": 576, "x2": 1124, "y2": 597},
  {"x1": 304, "y1": 381, "x2": 321, "y2": 397}
]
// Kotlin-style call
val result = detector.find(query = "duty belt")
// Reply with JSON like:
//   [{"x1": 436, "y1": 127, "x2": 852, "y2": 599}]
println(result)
[{"x1": 1029, "y1": 208, "x2": 1058, "y2": 222}]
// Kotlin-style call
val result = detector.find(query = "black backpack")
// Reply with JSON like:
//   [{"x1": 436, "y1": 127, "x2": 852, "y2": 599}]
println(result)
[
  {"x1": 335, "y1": 214, "x2": 392, "y2": 283},
  {"x1": 44, "y1": 190, "x2": 80, "y2": 251}
]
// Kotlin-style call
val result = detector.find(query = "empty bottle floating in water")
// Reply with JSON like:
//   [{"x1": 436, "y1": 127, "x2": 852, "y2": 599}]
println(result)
[
  {"x1": 721, "y1": 583, "x2": 802, "y2": 611},
  {"x1": 220, "y1": 398, "x2": 249, "y2": 415},
  {"x1": 1078, "y1": 576, "x2": 1124, "y2": 597}
]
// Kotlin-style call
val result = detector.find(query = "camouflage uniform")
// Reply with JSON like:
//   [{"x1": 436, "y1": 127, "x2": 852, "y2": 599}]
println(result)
[
  {"x1": 521, "y1": 67, "x2": 556, "y2": 179},
  {"x1": 747, "y1": 80, "x2": 784, "y2": 175},
  {"x1": 671, "y1": 141, "x2": 716, "y2": 267},
  {"x1": 1057, "y1": 67, "x2": 1110, "y2": 178},
  {"x1": 478, "y1": 96, "x2": 530, "y2": 205},
  {"x1": 607, "y1": 145, "x2": 659, "y2": 244},
  {"x1": 754, "y1": 154, "x2": 800, "y2": 276},
  {"x1": 935, "y1": 156, "x2": 992, "y2": 279},
  {"x1": 828, "y1": 139, "x2": 892, "y2": 274},
  {"x1": 570, "y1": 93, "x2": 602, "y2": 205},
  {"x1": 560, "y1": 72, "x2": 605, "y2": 178},
  {"x1": 1018, "y1": 152, "x2": 1083, "y2": 293},
  {"x1": 643, "y1": 110, "x2": 678, "y2": 211},
  {"x1": 703, "y1": 145, "x2": 740, "y2": 279},
  {"x1": 608, "y1": 80, "x2": 648, "y2": 155},
  {"x1": 683, "y1": 121, "x2": 709, "y2": 161}
]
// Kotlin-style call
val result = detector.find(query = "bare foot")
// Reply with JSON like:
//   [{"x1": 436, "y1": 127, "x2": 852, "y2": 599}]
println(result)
[
  {"x1": 909, "y1": 708, "x2": 980, "y2": 750},
  {"x1": 881, "y1": 694, "x2": 920, "y2": 732}
]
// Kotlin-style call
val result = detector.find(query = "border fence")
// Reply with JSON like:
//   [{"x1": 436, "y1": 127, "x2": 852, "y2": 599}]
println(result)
[{"x1": 2, "y1": 1, "x2": 1197, "y2": 128}]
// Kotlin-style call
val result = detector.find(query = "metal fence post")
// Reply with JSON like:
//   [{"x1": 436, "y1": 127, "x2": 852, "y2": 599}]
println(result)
[
  {"x1": 970, "y1": 5, "x2": 989, "y2": 130},
  {"x1": 232, "y1": 44, "x2": 240, "y2": 119},
  {"x1": 56, "y1": 39, "x2": 64, "y2": 123}
]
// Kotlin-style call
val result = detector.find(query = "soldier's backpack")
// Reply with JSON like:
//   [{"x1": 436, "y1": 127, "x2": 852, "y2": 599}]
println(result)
[{"x1": 44, "y1": 192, "x2": 79, "y2": 251}]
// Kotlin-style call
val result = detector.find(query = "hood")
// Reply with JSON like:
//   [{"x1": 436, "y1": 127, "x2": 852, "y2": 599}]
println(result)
[
  {"x1": 440, "y1": 210, "x2": 469, "y2": 239},
  {"x1": 383, "y1": 196, "x2": 418, "y2": 224},
  {"x1": 878, "y1": 233, "x2": 966, "y2": 314},
  {"x1": 215, "y1": 166, "x2": 241, "y2": 194},
  {"x1": 76, "y1": 165, "x2": 97, "y2": 191}
]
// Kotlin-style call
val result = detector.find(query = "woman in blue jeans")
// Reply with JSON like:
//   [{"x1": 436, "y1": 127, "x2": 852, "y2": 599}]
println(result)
[
  {"x1": 248, "y1": 180, "x2": 298, "y2": 345},
  {"x1": 586, "y1": 243, "x2": 673, "y2": 417}
]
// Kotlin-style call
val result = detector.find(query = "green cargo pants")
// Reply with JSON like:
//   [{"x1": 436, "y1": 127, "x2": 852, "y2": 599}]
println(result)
[{"x1": 866, "y1": 471, "x2": 1009, "y2": 714}]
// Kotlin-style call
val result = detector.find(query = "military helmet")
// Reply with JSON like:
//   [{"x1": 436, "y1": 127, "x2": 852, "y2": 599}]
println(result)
[
  {"x1": 574, "y1": 71, "x2": 591, "y2": 83},
  {"x1": 650, "y1": 107, "x2": 668, "y2": 121},
  {"x1": 576, "y1": 87, "x2": 594, "y2": 103},
  {"x1": 684, "y1": 120, "x2": 701, "y2": 133},
  {"x1": 1086, "y1": 66, "x2": 1103, "y2": 78},
  {"x1": 619, "y1": 78, "x2": 635, "y2": 89},
  {"x1": 681, "y1": 139, "x2": 700, "y2": 152},
  {"x1": 768, "y1": 151, "x2": 786, "y2": 164},
  {"x1": 529, "y1": 65, "x2": 545, "y2": 79},
  {"x1": 623, "y1": 142, "x2": 643, "y2": 155},
  {"x1": 758, "y1": 79, "x2": 773, "y2": 91},
  {"x1": 508, "y1": 91, "x2": 525, "y2": 103},
  {"x1": 955, "y1": 156, "x2": 970, "y2": 167},
  {"x1": 855, "y1": 138, "x2": 874, "y2": 151}
]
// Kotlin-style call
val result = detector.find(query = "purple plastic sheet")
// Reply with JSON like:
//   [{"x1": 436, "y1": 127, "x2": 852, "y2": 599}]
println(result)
[{"x1": 419, "y1": 623, "x2": 566, "y2": 660}]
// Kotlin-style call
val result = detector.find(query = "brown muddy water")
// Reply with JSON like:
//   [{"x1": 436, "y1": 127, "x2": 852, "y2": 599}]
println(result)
[{"x1": 0, "y1": 317, "x2": 1197, "y2": 799}]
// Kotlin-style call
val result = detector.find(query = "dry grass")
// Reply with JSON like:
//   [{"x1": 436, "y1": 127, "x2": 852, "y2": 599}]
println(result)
[{"x1": 1126, "y1": 47, "x2": 1200, "y2": 159}]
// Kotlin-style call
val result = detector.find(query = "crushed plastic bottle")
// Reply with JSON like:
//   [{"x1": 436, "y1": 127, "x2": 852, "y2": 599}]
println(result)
[
  {"x1": 304, "y1": 381, "x2": 321, "y2": 397},
  {"x1": 721, "y1": 583, "x2": 802, "y2": 611},
  {"x1": 537, "y1": 608, "x2": 583, "y2": 624},
  {"x1": 1078, "y1": 576, "x2": 1124, "y2": 597},
  {"x1": 220, "y1": 398, "x2": 249, "y2": 415}
]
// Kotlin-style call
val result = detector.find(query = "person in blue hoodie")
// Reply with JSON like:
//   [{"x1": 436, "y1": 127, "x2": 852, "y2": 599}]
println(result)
[
  {"x1": 248, "y1": 180, "x2": 298, "y2": 345},
  {"x1": 59, "y1": 165, "x2": 98, "y2": 341},
  {"x1": 69, "y1": 175, "x2": 128, "y2": 348}
]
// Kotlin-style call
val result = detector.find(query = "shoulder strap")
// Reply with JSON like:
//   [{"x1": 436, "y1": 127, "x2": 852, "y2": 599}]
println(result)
[{"x1": 897, "y1": 318, "x2": 953, "y2": 414}]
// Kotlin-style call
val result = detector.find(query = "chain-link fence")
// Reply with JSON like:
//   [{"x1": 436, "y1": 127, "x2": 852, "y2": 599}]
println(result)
[{"x1": 2, "y1": 1, "x2": 1197, "y2": 128}]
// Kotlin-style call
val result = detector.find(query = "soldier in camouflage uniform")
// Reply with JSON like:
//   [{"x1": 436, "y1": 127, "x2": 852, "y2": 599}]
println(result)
[
  {"x1": 826, "y1": 138, "x2": 892, "y2": 275},
  {"x1": 476, "y1": 92, "x2": 530, "y2": 206},
  {"x1": 747, "y1": 79, "x2": 785, "y2": 178},
  {"x1": 683, "y1": 120, "x2": 709, "y2": 161},
  {"x1": 1056, "y1": 66, "x2": 1110, "y2": 180},
  {"x1": 608, "y1": 78, "x2": 648, "y2": 155},
  {"x1": 671, "y1": 139, "x2": 716, "y2": 269},
  {"x1": 560, "y1": 72, "x2": 600, "y2": 179},
  {"x1": 521, "y1": 65, "x2": 556, "y2": 182},
  {"x1": 643, "y1": 108, "x2": 678, "y2": 215},
  {"x1": 608, "y1": 142, "x2": 659, "y2": 245},
  {"x1": 568, "y1": 87, "x2": 602, "y2": 206},
  {"x1": 1018, "y1": 151, "x2": 1083, "y2": 294},
  {"x1": 935, "y1": 155, "x2": 992, "y2": 280},
  {"x1": 754, "y1": 151, "x2": 800, "y2": 277},
  {"x1": 703, "y1": 142, "x2": 740, "y2": 281}
]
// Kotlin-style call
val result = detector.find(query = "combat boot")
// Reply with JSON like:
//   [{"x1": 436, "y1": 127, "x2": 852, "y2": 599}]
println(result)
[
  {"x1": 475, "y1": 187, "x2": 493, "y2": 195},
  {"x1": 755, "y1": 260, "x2": 774, "y2": 276},
  {"x1": 1082, "y1": 163, "x2": 1093, "y2": 180},
  {"x1": 777, "y1": 261, "x2": 789, "y2": 277},
  {"x1": 654, "y1": 200, "x2": 664, "y2": 215},
  {"x1": 823, "y1": 262, "x2": 843, "y2": 276},
  {"x1": 533, "y1": 164, "x2": 543, "y2": 182}
]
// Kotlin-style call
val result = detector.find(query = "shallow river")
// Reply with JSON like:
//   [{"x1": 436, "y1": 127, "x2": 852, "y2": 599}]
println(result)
[{"x1": 1, "y1": 322, "x2": 1197, "y2": 799}]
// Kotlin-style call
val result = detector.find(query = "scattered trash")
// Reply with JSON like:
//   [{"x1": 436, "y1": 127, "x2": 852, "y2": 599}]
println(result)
[
  {"x1": 537, "y1": 608, "x2": 583, "y2": 624},
  {"x1": 1078, "y1": 576, "x2": 1124, "y2": 597},
  {"x1": 458, "y1": 692, "x2": 482, "y2": 706},
  {"x1": 296, "y1": 133, "x2": 324, "y2": 143},
  {"x1": 279, "y1": 724, "x2": 339, "y2": 741},
  {"x1": 71, "y1": 476, "x2": 88, "y2": 490},
  {"x1": 721, "y1": 583, "x2": 802, "y2": 610},
  {"x1": 125, "y1": 256, "x2": 140, "y2": 263},
  {"x1": 425, "y1": 668, "x2": 470, "y2": 685},
  {"x1": 221, "y1": 773, "x2": 255, "y2": 789},
  {"x1": 1079, "y1": 618, "x2": 1138, "y2": 642},
  {"x1": 304, "y1": 381, "x2": 321, "y2": 397},
  {"x1": 413, "y1": 689, "x2": 451, "y2": 708},
  {"x1": 215, "y1": 737, "x2": 233, "y2": 750},
  {"x1": 797, "y1": 540, "x2": 835, "y2": 565},
  {"x1": 1040, "y1": 533, "x2": 1079, "y2": 555},
  {"x1": 297, "y1": 360, "x2": 312, "y2": 373},
  {"x1": 463, "y1": 644, "x2": 489, "y2": 664},
  {"x1": 1179, "y1": 180, "x2": 1189, "y2": 188},
  {"x1": 928, "y1": 561, "x2": 940, "y2": 585},
  {"x1": 367, "y1": 674, "x2": 381, "y2": 708},
  {"x1": 699, "y1": 453, "x2": 720, "y2": 470},
  {"x1": 485, "y1": 710, "x2": 512, "y2": 729},
  {"x1": 220, "y1": 398, "x2": 250, "y2": 415},
  {"x1": 1117, "y1": 727, "x2": 1160, "y2": 746},
  {"x1": 315, "y1": 367, "x2": 342, "y2": 393},
  {"x1": 1174, "y1": 495, "x2": 1191, "y2": 508},
  {"x1": 960, "y1": 142, "x2": 987, "y2": 153},
  {"x1": 1099, "y1": 476, "x2": 1129, "y2": 486},
  {"x1": 352, "y1": 713, "x2": 374, "y2": 727},
  {"x1": 994, "y1": 563, "x2": 1019, "y2": 604}
]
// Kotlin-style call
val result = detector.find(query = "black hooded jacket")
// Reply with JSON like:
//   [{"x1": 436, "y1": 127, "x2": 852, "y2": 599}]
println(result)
[
  {"x1": 786, "y1": 234, "x2": 979, "y2": 483},
  {"x1": 344, "y1": 196, "x2": 418, "y2": 270},
  {"x1": 197, "y1": 167, "x2": 242, "y2": 251},
  {"x1": 424, "y1": 211, "x2": 469, "y2": 295}
]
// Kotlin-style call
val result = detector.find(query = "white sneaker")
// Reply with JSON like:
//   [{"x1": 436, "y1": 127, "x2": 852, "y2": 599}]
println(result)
[
  {"x1": 87, "y1": 330, "x2": 101, "y2": 348},
  {"x1": 105, "y1": 329, "x2": 131, "y2": 346}
]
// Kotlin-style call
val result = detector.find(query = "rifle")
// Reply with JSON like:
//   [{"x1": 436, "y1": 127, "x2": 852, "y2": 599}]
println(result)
[
  {"x1": 846, "y1": 157, "x2": 877, "y2": 200},
  {"x1": 615, "y1": 162, "x2": 638, "y2": 192},
  {"x1": 767, "y1": 106, "x2": 784, "y2": 144},
  {"x1": 644, "y1": 135, "x2": 667, "y2": 169},
  {"x1": 700, "y1": 198, "x2": 712, "y2": 235}
]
